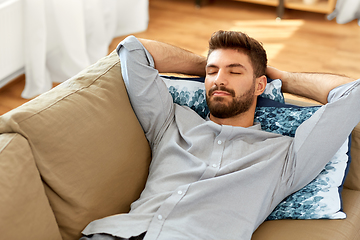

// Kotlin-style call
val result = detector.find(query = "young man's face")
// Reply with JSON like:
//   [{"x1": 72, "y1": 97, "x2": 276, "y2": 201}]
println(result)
[{"x1": 205, "y1": 48, "x2": 259, "y2": 119}]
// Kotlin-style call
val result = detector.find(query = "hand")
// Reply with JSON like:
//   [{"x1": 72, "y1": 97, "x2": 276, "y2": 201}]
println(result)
[{"x1": 266, "y1": 66, "x2": 286, "y2": 80}]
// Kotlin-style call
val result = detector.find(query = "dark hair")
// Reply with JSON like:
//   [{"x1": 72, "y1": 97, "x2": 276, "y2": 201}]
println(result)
[{"x1": 207, "y1": 30, "x2": 267, "y2": 78}]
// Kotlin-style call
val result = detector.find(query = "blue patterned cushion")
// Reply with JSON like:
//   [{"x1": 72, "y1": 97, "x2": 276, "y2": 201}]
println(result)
[
  {"x1": 163, "y1": 76, "x2": 209, "y2": 119},
  {"x1": 255, "y1": 98, "x2": 350, "y2": 220},
  {"x1": 161, "y1": 76, "x2": 283, "y2": 119},
  {"x1": 161, "y1": 75, "x2": 350, "y2": 220}
]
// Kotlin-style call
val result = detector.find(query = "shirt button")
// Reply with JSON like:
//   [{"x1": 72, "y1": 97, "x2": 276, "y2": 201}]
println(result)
[
  {"x1": 212, "y1": 164, "x2": 217, "y2": 168},
  {"x1": 178, "y1": 190, "x2": 183, "y2": 195},
  {"x1": 217, "y1": 140, "x2": 222, "y2": 145},
  {"x1": 157, "y1": 215, "x2": 163, "y2": 220}
]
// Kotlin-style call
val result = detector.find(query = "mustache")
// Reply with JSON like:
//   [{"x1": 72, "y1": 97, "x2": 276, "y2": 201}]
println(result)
[{"x1": 208, "y1": 85, "x2": 235, "y2": 97}]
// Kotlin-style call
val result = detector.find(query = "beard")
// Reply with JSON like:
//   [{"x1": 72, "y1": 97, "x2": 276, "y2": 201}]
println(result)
[{"x1": 206, "y1": 82, "x2": 255, "y2": 119}]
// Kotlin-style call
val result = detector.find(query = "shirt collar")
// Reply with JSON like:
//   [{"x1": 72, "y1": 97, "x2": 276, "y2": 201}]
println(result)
[{"x1": 205, "y1": 114, "x2": 262, "y2": 130}]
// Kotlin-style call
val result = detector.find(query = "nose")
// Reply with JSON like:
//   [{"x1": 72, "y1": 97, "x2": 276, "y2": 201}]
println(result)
[
  {"x1": 214, "y1": 70, "x2": 227, "y2": 86},
  {"x1": 214, "y1": 70, "x2": 227, "y2": 87}
]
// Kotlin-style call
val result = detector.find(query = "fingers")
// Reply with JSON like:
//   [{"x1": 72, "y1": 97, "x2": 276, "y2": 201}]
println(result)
[{"x1": 266, "y1": 66, "x2": 285, "y2": 80}]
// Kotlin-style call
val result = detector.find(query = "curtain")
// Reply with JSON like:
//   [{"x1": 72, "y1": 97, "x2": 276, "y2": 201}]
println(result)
[
  {"x1": 327, "y1": 0, "x2": 360, "y2": 25},
  {"x1": 22, "y1": 0, "x2": 148, "y2": 99}
]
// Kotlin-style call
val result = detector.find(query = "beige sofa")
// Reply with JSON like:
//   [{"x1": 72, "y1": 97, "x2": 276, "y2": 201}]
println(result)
[{"x1": 1, "y1": 50, "x2": 360, "y2": 240}]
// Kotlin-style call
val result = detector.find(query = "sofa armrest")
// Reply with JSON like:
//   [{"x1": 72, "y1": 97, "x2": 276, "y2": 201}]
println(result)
[
  {"x1": 0, "y1": 51, "x2": 152, "y2": 240},
  {"x1": 0, "y1": 133, "x2": 61, "y2": 239}
]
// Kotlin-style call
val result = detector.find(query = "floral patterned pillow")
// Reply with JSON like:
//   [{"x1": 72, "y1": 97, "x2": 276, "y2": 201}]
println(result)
[
  {"x1": 255, "y1": 99, "x2": 350, "y2": 220},
  {"x1": 161, "y1": 75, "x2": 351, "y2": 220},
  {"x1": 162, "y1": 75, "x2": 283, "y2": 118}
]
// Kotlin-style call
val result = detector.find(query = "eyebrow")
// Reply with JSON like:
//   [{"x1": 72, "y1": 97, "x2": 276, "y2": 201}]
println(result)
[{"x1": 206, "y1": 63, "x2": 247, "y2": 71}]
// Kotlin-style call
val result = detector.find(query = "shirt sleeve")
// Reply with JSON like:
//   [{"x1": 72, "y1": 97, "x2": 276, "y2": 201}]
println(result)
[
  {"x1": 285, "y1": 79, "x2": 360, "y2": 193},
  {"x1": 116, "y1": 36, "x2": 174, "y2": 147}
]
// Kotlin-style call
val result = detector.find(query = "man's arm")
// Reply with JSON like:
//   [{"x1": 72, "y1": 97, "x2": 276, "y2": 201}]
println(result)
[
  {"x1": 138, "y1": 38, "x2": 207, "y2": 76},
  {"x1": 266, "y1": 66, "x2": 355, "y2": 104},
  {"x1": 117, "y1": 36, "x2": 207, "y2": 147}
]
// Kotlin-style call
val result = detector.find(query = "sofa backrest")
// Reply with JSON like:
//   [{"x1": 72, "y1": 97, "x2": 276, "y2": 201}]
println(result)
[{"x1": 0, "y1": 50, "x2": 152, "y2": 240}]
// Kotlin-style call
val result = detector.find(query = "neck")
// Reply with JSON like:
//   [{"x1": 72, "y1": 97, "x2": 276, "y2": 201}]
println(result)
[{"x1": 209, "y1": 105, "x2": 256, "y2": 128}]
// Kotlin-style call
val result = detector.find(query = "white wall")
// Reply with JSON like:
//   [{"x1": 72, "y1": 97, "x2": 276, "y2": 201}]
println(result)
[{"x1": 0, "y1": 0, "x2": 24, "y2": 88}]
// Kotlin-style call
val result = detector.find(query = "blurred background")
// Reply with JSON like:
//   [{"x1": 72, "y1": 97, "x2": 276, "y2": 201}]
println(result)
[{"x1": 0, "y1": 0, "x2": 359, "y2": 114}]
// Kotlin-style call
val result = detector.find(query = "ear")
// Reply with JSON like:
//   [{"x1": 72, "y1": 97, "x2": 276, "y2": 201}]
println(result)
[{"x1": 254, "y1": 75, "x2": 267, "y2": 96}]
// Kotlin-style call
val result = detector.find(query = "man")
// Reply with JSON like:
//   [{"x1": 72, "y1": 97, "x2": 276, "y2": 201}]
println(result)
[{"x1": 81, "y1": 31, "x2": 360, "y2": 240}]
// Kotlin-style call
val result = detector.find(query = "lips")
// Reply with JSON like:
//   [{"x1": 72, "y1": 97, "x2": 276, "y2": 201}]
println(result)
[
  {"x1": 212, "y1": 90, "x2": 231, "y2": 96},
  {"x1": 208, "y1": 86, "x2": 235, "y2": 98}
]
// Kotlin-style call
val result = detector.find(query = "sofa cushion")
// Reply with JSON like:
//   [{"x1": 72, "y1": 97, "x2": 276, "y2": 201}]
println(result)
[
  {"x1": 0, "y1": 133, "x2": 62, "y2": 240},
  {"x1": 0, "y1": 51, "x2": 152, "y2": 240}
]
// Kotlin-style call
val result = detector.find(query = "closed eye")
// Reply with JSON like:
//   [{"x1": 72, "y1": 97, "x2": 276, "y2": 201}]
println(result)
[{"x1": 206, "y1": 71, "x2": 218, "y2": 75}]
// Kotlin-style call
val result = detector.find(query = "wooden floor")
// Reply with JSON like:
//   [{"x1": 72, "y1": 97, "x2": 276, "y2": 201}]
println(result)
[{"x1": 1, "y1": 0, "x2": 360, "y2": 115}]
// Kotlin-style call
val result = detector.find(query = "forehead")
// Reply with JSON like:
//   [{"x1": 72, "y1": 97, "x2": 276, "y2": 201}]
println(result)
[{"x1": 207, "y1": 48, "x2": 252, "y2": 71}]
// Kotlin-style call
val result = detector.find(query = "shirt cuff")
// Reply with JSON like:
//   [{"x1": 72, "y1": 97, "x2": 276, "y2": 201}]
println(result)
[
  {"x1": 327, "y1": 78, "x2": 360, "y2": 103},
  {"x1": 116, "y1": 35, "x2": 155, "y2": 68}
]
